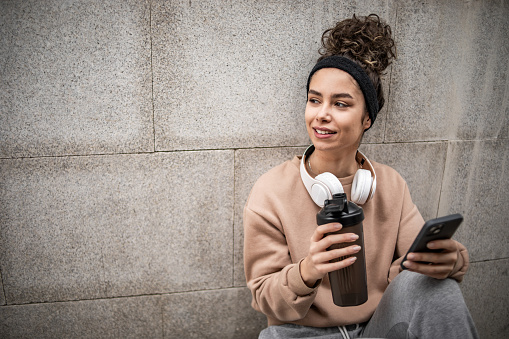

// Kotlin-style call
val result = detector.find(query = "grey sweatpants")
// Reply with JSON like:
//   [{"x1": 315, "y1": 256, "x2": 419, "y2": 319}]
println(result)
[{"x1": 259, "y1": 270, "x2": 479, "y2": 339}]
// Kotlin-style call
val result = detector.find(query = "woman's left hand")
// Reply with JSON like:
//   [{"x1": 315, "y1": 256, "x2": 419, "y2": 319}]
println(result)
[{"x1": 402, "y1": 239, "x2": 458, "y2": 279}]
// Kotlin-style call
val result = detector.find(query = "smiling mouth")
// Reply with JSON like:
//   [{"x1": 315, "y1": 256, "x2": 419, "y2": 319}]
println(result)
[{"x1": 314, "y1": 128, "x2": 336, "y2": 135}]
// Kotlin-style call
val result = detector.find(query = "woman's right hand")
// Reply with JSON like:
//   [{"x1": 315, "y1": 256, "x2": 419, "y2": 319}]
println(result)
[{"x1": 300, "y1": 222, "x2": 361, "y2": 288}]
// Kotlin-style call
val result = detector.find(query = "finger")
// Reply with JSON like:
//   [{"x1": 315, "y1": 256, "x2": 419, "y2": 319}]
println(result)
[
  {"x1": 314, "y1": 256, "x2": 358, "y2": 275},
  {"x1": 402, "y1": 261, "x2": 453, "y2": 280},
  {"x1": 313, "y1": 245, "x2": 361, "y2": 264},
  {"x1": 406, "y1": 251, "x2": 457, "y2": 266},
  {"x1": 403, "y1": 250, "x2": 457, "y2": 280},
  {"x1": 427, "y1": 238, "x2": 458, "y2": 252},
  {"x1": 317, "y1": 233, "x2": 359, "y2": 253},
  {"x1": 311, "y1": 223, "x2": 342, "y2": 242}
]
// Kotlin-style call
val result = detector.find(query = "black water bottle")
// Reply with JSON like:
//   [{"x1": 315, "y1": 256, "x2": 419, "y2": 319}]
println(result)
[{"x1": 316, "y1": 193, "x2": 368, "y2": 306}]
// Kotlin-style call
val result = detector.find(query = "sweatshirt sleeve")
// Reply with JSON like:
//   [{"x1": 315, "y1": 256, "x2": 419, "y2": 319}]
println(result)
[
  {"x1": 388, "y1": 182, "x2": 470, "y2": 283},
  {"x1": 243, "y1": 205, "x2": 319, "y2": 322}
]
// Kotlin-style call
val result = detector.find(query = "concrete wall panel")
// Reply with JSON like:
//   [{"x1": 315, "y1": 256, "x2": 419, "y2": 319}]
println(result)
[
  {"x1": 461, "y1": 259, "x2": 509, "y2": 339},
  {"x1": 0, "y1": 0, "x2": 153, "y2": 158},
  {"x1": 152, "y1": 0, "x2": 394, "y2": 151},
  {"x1": 438, "y1": 140, "x2": 509, "y2": 262},
  {"x1": 0, "y1": 295, "x2": 162, "y2": 338},
  {"x1": 386, "y1": 0, "x2": 509, "y2": 142},
  {"x1": 0, "y1": 151, "x2": 234, "y2": 304},
  {"x1": 162, "y1": 287, "x2": 265, "y2": 339}
]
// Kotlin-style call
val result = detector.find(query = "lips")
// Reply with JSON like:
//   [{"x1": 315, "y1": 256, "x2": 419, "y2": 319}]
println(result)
[
  {"x1": 315, "y1": 129, "x2": 335, "y2": 135},
  {"x1": 313, "y1": 127, "x2": 337, "y2": 136}
]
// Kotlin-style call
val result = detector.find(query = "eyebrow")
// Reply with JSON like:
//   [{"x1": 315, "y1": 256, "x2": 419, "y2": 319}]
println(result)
[{"x1": 308, "y1": 89, "x2": 354, "y2": 100}]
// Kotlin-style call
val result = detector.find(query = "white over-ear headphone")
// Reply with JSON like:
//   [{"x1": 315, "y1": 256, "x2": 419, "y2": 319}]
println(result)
[{"x1": 300, "y1": 145, "x2": 377, "y2": 207}]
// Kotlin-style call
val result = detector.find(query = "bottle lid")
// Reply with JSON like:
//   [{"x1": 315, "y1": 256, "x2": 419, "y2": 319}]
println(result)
[
  {"x1": 320, "y1": 193, "x2": 364, "y2": 227},
  {"x1": 338, "y1": 201, "x2": 364, "y2": 226}
]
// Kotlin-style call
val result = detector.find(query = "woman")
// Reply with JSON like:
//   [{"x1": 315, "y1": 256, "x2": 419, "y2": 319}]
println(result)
[{"x1": 243, "y1": 14, "x2": 478, "y2": 338}]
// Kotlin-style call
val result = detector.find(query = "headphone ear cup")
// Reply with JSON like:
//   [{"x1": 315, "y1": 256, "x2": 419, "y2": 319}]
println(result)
[
  {"x1": 351, "y1": 169, "x2": 373, "y2": 204},
  {"x1": 315, "y1": 172, "x2": 343, "y2": 195}
]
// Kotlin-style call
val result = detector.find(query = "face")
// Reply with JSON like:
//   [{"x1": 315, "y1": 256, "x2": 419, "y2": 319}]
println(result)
[{"x1": 305, "y1": 68, "x2": 371, "y2": 155}]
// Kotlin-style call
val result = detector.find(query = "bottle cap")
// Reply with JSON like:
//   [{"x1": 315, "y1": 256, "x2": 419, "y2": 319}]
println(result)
[{"x1": 317, "y1": 193, "x2": 364, "y2": 227}]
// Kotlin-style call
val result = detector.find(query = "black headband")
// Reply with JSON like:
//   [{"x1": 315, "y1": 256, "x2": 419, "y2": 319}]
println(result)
[{"x1": 307, "y1": 55, "x2": 379, "y2": 128}]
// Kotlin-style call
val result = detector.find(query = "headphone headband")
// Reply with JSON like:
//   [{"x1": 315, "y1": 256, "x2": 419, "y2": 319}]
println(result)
[{"x1": 355, "y1": 149, "x2": 377, "y2": 200}]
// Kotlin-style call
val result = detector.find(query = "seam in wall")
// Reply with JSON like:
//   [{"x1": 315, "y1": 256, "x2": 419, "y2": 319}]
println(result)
[
  {"x1": 382, "y1": 5, "x2": 398, "y2": 144},
  {"x1": 0, "y1": 267, "x2": 7, "y2": 305},
  {"x1": 435, "y1": 141, "x2": 450, "y2": 218},
  {"x1": 232, "y1": 150, "x2": 237, "y2": 286},
  {"x1": 149, "y1": 0, "x2": 156, "y2": 153}
]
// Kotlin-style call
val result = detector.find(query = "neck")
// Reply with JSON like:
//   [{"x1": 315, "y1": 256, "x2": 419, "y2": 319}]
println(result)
[{"x1": 308, "y1": 148, "x2": 358, "y2": 178}]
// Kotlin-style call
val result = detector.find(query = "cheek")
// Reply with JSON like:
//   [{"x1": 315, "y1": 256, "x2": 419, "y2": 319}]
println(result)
[
  {"x1": 337, "y1": 114, "x2": 357, "y2": 129},
  {"x1": 336, "y1": 115, "x2": 364, "y2": 137},
  {"x1": 304, "y1": 106, "x2": 314, "y2": 125}
]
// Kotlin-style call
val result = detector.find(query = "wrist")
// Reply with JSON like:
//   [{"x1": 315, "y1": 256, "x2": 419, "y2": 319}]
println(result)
[{"x1": 300, "y1": 257, "x2": 321, "y2": 288}]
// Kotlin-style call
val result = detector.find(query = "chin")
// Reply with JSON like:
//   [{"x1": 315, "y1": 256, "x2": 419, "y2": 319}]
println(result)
[
  {"x1": 314, "y1": 140, "x2": 358, "y2": 153},
  {"x1": 312, "y1": 141, "x2": 338, "y2": 152}
]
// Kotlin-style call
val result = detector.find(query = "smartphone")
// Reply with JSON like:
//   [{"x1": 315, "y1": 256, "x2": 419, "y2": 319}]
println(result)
[{"x1": 401, "y1": 213, "x2": 463, "y2": 270}]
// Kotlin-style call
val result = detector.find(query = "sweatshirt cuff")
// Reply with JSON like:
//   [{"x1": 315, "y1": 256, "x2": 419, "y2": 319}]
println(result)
[{"x1": 286, "y1": 259, "x2": 321, "y2": 296}]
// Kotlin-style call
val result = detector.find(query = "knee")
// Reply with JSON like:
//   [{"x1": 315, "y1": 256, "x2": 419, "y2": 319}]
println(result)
[
  {"x1": 391, "y1": 270, "x2": 465, "y2": 309},
  {"x1": 396, "y1": 270, "x2": 459, "y2": 289}
]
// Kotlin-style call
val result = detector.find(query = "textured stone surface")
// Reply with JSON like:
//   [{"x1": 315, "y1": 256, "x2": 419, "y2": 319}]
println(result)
[
  {"x1": 152, "y1": 1, "x2": 395, "y2": 151},
  {"x1": 0, "y1": 151, "x2": 234, "y2": 304},
  {"x1": 461, "y1": 259, "x2": 509, "y2": 339},
  {"x1": 0, "y1": 0, "x2": 153, "y2": 158},
  {"x1": 438, "y1": 140, "x2": 509, "y2": 262},
  {"x1": 0, "y1": 295, "x2": 162, "y2": 338},
  {"x1": 162, "y1": 287, "x2": 266, "y2": 339},
  {"x1": 386, "y1": 0, "x2": 509, "y2": 142},
  {"x1": 360, "y1": 142, "x2": 448, "y2": 222},
  {"x1": 233, "y1": 146, "x2": 307, "y2": 286}
]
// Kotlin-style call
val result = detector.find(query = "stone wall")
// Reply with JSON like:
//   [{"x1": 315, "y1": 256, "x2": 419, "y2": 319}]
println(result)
[{"x1": 1, "y1": 0, "x2": 507, "y2": 338}]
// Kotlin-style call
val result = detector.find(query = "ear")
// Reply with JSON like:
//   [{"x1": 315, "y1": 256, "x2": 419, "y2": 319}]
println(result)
[{"x1": 363, "y1": 116, "x2": 372, "y2": 130}]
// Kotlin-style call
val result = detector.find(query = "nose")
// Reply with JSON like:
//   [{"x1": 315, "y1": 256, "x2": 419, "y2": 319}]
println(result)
[{"x1": 315, "y1": 103, "x2": 331, "y2": 122}]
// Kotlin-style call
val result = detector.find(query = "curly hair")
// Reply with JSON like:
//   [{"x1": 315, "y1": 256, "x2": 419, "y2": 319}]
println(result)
[{"x1": 318, "y1": 14, "x2": 396, "y2": 111}]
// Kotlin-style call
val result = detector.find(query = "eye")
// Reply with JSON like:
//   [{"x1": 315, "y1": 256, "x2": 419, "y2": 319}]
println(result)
[
  {"x1": 308, "y1": 98, "x2": 320, "y2": 104},
  {"x1": 335, "y1": 101, "x2": 349, "y2": 108}
]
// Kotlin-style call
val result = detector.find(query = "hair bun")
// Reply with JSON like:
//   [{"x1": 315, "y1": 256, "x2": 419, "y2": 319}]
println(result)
[{"x1": 319, "y1": 14, "x2": 396, "y2": 75}]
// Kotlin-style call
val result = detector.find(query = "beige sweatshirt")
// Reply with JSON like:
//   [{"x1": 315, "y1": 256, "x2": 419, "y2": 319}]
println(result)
[{"x1": 243, "y1": 155, "x2": 468, "y2": 327}]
